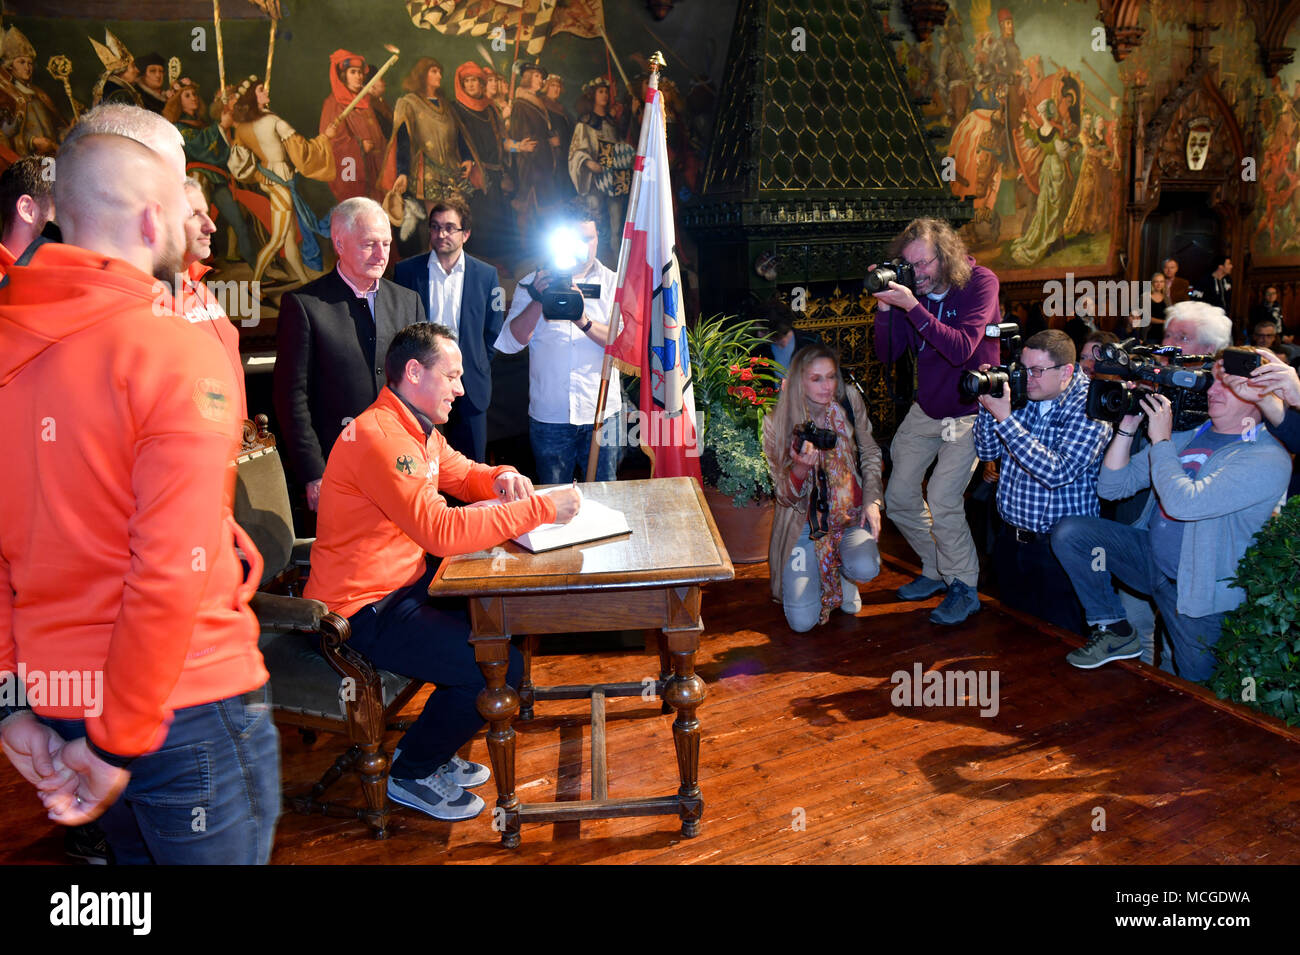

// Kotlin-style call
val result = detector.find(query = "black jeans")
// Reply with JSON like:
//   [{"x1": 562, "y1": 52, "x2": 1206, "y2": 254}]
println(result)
[
  {"x1": 993, "y1": 523, "x2": 1086, "y2": 636},
  {"x1": 346, "y1": 568, "x2": 523, "y2": 780}
]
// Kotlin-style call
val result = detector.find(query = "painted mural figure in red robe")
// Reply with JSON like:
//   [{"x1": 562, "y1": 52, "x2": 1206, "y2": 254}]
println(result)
[{"x1": 320, "y1": 48, "x2": 385, "y2": 202}]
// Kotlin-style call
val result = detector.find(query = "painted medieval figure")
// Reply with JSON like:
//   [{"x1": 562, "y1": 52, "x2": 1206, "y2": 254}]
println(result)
[
  {"x1": 451, "y1": 60, "x2": 516, "y2": 260},
  {"x1": 89, "y1": 30, "x2": 141, "y2": 108},
  {"x1": 389, "y1": 55, "x2": 469, "y2": 243},
  {"x1": 542, "y1": 73, "x2": 576, "y2": 202},
  {"x1": 0, "y1": 27, "x2": 65, "y2": 157},
  {"x1": 164, "y1": 78, "x2": 258, "y2": 267},
  {"x1": 321, "y1": 49, "x2": 386, "y2": 203},
  {"x1": 569, "y1": 76, "x2": 632, "y2": 261},
  {"x1": 229, "y1": 76, "x2": 336, "y2": 285},
  {"x1": 508, "y1": 62, "x2": 559, "y2": 223},
  {"x1": 134, "y1": 51, "x2": 170, "y2": 114}
]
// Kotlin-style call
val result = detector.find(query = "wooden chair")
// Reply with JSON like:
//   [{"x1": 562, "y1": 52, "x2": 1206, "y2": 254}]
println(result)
[{"x1": 235, "y1": 416, "x2": 422, "y2": 839}]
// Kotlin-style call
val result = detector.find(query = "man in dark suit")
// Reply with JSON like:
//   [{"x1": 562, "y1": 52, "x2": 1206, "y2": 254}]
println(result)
[
  {"x1": 393, "y1": 197, "x2": 504, "y2": 462},
  {"x1": 274, "y1": 196, "x2": 426, "y2": 509}
]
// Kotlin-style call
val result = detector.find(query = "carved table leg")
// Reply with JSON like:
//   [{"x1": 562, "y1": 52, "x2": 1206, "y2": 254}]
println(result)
[
  {"x1": 662, "y1": 625, "x2": 706, "y2": 838},
  {"x1": 656, "y1": 630, "x2": 673, "y2": 715},
  {"x1": 519, "y1": 634, "x2": 539, "y2": 722},
  {"x1": 474, "y1": 636, "x2": 521, "y2": 848}
]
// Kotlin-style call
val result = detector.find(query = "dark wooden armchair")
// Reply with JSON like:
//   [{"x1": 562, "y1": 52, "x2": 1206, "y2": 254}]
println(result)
[{"x1": 235, "y1": 417, "x2": 422, "y2": 839}]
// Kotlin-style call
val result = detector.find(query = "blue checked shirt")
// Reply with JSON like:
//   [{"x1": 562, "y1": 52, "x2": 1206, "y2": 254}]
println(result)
[{"x1": 974, "y1": 372, "x2": 1112, "y2": 533}]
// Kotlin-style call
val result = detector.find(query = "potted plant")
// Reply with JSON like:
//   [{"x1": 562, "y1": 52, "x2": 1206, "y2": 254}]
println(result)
[
  {"x1": 1209, "y1": 496, "x2": 1300, "y2": 725},
  {"x1": 687, "y1": 314, "x2": 782, "y2": 562}
]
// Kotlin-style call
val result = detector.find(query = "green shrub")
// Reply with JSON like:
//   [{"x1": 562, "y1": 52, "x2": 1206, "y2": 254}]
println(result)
[{"x1": 1209, "y1": 495, "x2": 1300, "y2": 725}]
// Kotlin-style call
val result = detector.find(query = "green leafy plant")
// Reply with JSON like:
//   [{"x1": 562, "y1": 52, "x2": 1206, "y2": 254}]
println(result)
[
  {"x1": 1209, "y1": 495, "x2": 1300, "y2": 725},
  {"x1": 686, "y1": 314, "x2": 782, "y2": 506}
]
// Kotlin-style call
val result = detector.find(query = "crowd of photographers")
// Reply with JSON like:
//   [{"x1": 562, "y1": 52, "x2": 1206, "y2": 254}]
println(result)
[{"x1": 768, "y1": 216, "x2": 1300, "y2": 686}]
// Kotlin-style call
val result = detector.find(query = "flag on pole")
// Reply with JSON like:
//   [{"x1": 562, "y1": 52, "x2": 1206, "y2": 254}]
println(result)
[{"x1": 605, "y1": 74, "x2": 701, "y2": 483}]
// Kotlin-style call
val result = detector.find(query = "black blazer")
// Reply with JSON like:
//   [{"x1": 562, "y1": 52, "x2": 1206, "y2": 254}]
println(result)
[
  {"x1": 273, "y1": 269, "x2": 426, "y2": 485},
  {"x1": 392, "y1": 251, "x2": 504, "y2": 415}
]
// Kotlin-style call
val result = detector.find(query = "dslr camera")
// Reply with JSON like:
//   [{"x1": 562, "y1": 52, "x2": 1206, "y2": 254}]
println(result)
[
  {"x1": 958, "y1": 322, "x2": 1029, "y2": 410},
  {"x1": 864, "y1": 259, "x2": 917, "y2": 294},
  {"x1": 531, "y1": 225, "x2": 603, "y2": 321},
  {"x1": 792, "y1": 420, "x2": 838, "y2": 453},
  {"x1": 1085, "y1": 339, "x2": 1212, "y2": 432}
]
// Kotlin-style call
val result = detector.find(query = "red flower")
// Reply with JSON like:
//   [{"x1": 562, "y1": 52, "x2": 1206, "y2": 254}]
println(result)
[
  {"x1": 740, "y1": 368, "x2": 754, "y2": 381},
  {"x1": 729, "y1": 364, "x2": 741, "y2": 375}
]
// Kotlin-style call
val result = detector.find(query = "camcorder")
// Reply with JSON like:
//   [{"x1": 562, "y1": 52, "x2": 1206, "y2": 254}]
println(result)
[
  {"x1": 864, "y1": 259, "x2": 917, "y2": 294},
  {"x1": 531, "y1": 225, "x2": 602, "y2": 321},
  {"x1": 1085, "y1": 339, "x2": 1212, "y2": 432},
  {"x1": 958, "y1": 322, "x2": 1029, "y2": 410}
]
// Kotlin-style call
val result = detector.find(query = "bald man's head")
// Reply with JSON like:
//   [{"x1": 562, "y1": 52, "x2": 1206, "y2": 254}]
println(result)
[
  {"x1": 63, "y1": 103, "x2": 186, "y2": 182},
  {"x1": 54, "y1": 133, "x2": 189, "y2": 283}
]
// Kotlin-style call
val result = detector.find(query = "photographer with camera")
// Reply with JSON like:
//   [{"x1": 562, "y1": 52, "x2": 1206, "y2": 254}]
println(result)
[
  {"x1": 1221, "y1": 348, "x2": 1300, "y2": 499},
  {"x1": 973, "y1": 330, "x2": 1111, "y2": 634},
  {"x1": 870, "y1": 218, "x2": 1001, "y2": 625},
  {"x1": 761, "y1": 346, "x2": 883, "y2": 632},
  {"x1": 494, "y1": 206, "x2": 621, "y2": 482},
  {"x1": 1050, "y1": 367, "x2": 1290, "y2": 680}
]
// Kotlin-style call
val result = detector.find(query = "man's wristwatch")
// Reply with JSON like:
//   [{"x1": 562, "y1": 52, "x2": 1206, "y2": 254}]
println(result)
[{"x1": 578, "y1": 317, "x2": 593, "y2": 333}]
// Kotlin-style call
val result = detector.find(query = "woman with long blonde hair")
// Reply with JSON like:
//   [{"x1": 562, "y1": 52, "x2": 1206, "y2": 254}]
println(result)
[{"x1": 762, "y1": 345, "x2": 884, "y2": 631}]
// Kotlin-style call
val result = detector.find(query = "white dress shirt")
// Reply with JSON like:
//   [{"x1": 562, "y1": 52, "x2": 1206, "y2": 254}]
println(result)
[
  {"x1": 494, "y1": 259, "x2": 622, "y2": 425},
  {"x1": 427, "y1": 251, "x2": 465, "y2": 337}
]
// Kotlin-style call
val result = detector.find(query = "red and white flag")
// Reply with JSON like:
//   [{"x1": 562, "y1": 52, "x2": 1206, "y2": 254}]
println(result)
[{"x1": 605, "y1": 73, "x2": 701, "y2": 483}]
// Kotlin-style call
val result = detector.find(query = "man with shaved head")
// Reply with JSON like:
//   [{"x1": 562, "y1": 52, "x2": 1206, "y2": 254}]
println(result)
[{"x1": 0, "y1": 121, "x2": 279, "y2": 864}]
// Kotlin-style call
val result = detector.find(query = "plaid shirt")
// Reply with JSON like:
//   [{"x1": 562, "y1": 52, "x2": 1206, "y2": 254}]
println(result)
[{"x1": 974, "y1": 372, "x2": 1112, "y2": 533}]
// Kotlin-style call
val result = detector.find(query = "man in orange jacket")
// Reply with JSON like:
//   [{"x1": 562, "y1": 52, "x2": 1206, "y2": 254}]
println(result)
[
  {"x1": 0, "y1": 114, "x2": 278, "y2": 864},
  {"x1": 306, "y1": 322, "x2": 580, "y2": 821},
  {"x1": 177, "y1": 176, "x2": 248, "y2": 420}
]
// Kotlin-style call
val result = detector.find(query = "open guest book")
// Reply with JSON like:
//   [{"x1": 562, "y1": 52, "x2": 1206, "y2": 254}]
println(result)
[{"x1": 508, "y1": 485, "x2": 632, "y2": 553}]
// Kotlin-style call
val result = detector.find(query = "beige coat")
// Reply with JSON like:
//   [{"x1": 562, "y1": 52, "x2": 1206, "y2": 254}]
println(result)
[{"x1": 761, "y1": 386, "x2": 884, "y2": 601}]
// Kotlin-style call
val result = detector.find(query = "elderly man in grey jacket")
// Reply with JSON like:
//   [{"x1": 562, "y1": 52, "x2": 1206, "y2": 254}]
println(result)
[{"x1": 1050, "y1": 368, "x2": 1290, "y2": 681}]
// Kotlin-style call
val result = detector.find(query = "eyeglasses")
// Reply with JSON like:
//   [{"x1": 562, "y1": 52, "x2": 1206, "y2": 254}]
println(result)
[
  {"x1": 432, "y1": 224, "x2": 465, "y2": 236},
  {"x1": 904, "y1": 253, "x2": 937, "y2": 270},
  {"x1": 1024, "y1": 364, "x2": 1066, "y2": 379}
]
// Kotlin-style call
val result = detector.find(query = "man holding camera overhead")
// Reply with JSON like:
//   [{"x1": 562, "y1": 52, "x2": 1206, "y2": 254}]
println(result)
[
  {"x1": 494, "y1": 205, "x2": 621, "y2": 483},
  {"x1": 871, "y1": 217, "x2": 1000, "y2": 626},
  {"x1": 973, "y1": 329, "x2": 1111, "y2": 635}
]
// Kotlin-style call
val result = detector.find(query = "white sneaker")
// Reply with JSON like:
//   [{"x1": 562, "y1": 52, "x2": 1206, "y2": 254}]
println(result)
[
  {"x1": 392, "y1": 747, "x2": 491, "y2": 788},
  {"x1": 840, "y1": 575, "x2": 862, "y2": 614},
  {"x1": 387, "y1": 773, "x2": 485, "y2": 821}
]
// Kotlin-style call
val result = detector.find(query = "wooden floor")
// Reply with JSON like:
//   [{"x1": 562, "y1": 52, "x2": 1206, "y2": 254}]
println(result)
[{"x1": 3, "y1": 535, "x2": 1299, "y2": 865}]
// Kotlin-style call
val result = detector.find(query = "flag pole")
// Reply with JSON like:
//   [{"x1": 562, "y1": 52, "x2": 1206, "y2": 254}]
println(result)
[{"x1": 584, "y1": 51, "x2": 665, "y2": 483}]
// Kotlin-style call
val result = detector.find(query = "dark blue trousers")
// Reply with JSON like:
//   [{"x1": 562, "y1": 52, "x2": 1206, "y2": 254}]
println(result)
[{"x1": 346, "y1": 568, "x2": 523, "y2": 780}]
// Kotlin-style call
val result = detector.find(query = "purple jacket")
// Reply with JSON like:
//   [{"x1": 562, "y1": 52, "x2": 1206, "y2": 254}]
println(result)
[{"x1": 874, "y1": 260, "x2": 1002, "y2": 420}]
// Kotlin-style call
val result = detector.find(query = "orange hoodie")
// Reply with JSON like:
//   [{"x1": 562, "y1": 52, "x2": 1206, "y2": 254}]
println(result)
[
  {"x1": 305, "y1": 386, "x2": 557, "y2": 618},
  {"x1": 178, "y1": 260, "x2": 247, "y2": 421},
  {"x1": 0, "y1": 243, "x2": 267, "y2": 760}
]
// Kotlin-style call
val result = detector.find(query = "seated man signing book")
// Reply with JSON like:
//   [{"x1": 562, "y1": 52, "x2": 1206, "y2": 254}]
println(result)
[{"x1": 305, "y1": 323, "x2": 581, "y2": 821}]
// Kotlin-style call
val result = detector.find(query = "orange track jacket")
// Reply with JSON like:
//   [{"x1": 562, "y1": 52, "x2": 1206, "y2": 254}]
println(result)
[{"x1": 305, "y1": 386, "x2": 557, "y2": 618}]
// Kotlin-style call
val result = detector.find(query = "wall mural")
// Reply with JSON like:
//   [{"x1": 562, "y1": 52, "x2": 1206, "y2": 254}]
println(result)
[
  {"x1": 1251, "y1": 18, "x2": 1300, "y2": 264},
  {"x1": 889, "y1": 0, "x2": 1125, "y2": 278},
  {"x1": 0, "y1": 0, "x2": 728, "y2": 296}
]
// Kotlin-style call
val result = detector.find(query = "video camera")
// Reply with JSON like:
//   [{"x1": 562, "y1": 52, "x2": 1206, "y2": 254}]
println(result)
[
  {"x1": 1085, "y1": 339, "x2": 1212, "y2": 432},
  {"x1": 534, "y1": 225, "x2": 603, "y2": 321},
  {"x1": 958, "y1": 322, "x2": 1029, "y2": 410}
]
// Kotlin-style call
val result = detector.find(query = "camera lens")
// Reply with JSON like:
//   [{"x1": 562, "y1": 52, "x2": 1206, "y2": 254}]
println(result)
[{"x1": 865, "y1": 267, "x2": 899, "y2": 294}]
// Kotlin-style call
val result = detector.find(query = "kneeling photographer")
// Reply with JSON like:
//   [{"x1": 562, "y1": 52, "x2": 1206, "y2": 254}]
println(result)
[
  {"x1": 1050, "y1": 357, "x2": 1290, "y2": 681},
  {"x1": 762, "y1": 346, "x2": 883, "y2": 632},
  {"x1": 971, "y1": 329, "x2": 1111, "y2": 635}
]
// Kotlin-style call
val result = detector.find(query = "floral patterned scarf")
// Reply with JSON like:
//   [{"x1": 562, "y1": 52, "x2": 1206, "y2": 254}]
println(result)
[{"x1": 810, "y1": 401, "x2": 860, "y2": 624}]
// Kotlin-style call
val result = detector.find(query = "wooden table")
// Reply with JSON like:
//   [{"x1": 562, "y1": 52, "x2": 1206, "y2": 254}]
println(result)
[{"x1": 428, "y1": 477, "x2": 734, "y2": 848}]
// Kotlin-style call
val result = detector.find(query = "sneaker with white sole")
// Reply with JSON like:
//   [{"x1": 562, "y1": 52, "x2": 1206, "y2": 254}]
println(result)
[
  {"x1": 1067, "y1": 624, "x2": 1142, "y2": 669},
  {"x1": 388, "y1": 773, "x2": 485, "y2": 821},
  {"x1": 391, "y1": 748, "x2": 491, "y2": 789},
  {"x1": 437, "y1": 754, "x2": 491, "y2": 788},
  {"x1": 840, "y1": 575, "x2": 862, "y2": 615}
]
